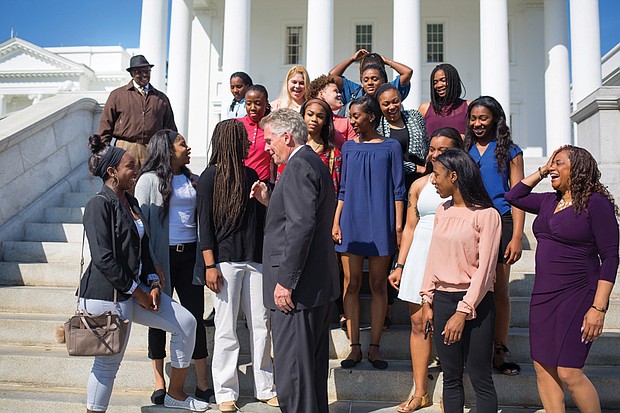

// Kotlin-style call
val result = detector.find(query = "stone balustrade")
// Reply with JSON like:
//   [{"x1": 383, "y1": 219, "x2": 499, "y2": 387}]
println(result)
[{"x1": 0, "y1": 93, "x2": 103, "y2": 242}]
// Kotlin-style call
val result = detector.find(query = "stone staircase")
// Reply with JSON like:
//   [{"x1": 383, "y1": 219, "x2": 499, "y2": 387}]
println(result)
[{"x1": 1, "y1": 159, "x2": 620, "y2": 412}]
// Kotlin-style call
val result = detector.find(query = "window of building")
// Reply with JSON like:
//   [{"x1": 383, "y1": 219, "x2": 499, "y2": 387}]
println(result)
[
  {"x1": 426, "y1": 23, "x2": 444, "y2": 63},
  {"x1": 286, "y1": 25, "x2": 303, "y2": 65},
  {"x1": 355, "y1": 24, "x2": 373, "y2": 51}
]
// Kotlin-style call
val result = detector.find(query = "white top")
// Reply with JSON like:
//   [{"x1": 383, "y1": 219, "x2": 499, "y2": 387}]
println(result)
[{"x1": 169, "y1": 174, "x2": 197, "y2": 244}]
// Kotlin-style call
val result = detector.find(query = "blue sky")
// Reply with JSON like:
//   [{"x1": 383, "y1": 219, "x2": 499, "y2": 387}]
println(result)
[{"x1": 1, "y1": 0, "x2": 619, "y2": 56}]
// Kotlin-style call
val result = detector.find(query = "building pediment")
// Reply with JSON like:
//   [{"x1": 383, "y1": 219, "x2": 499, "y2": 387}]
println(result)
[{"x1": 0, "y1": 37, "x2": 94, "y2": 79}]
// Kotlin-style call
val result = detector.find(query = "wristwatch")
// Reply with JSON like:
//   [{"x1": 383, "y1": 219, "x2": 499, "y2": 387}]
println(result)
[
  {"x1": 205, "y1": 263, "x2": 217, "y2": 269},
  {"x1": 393, "y1": 263, "x2": 405, "y2": 270}
]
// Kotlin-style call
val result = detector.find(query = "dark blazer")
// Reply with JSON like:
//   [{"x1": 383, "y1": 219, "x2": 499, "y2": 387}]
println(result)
[
  {"x1": 262, "y1": 145, "x2": 340, "y2": 310},
  {"x1": 80, "y1": 185, "x2": 156, "y2": 301}
]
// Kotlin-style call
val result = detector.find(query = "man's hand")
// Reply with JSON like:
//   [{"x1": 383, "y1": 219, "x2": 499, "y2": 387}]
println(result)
[
  {"x1": 250, "y1": 180, "x2": 270, "y2": 206},
  {"x1": 274, "y1": 283, "x2": 294, "y2": 313}
]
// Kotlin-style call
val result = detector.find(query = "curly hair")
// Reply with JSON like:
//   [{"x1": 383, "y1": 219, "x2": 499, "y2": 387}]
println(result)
[
  {"x1": 561, "y1": 146, "x2": 619, "y2": 216},
  {"x1": 307, "y1": 75, "x2": 336, "y2": 99},
  {"x1": 464, "y1": 96, "x2": 514, "y2": 175}
]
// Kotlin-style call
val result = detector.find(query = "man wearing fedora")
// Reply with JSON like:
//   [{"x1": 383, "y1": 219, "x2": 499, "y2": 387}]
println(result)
[{"x1": 98, "y1": 55, "x2": 177, "y2": 167}]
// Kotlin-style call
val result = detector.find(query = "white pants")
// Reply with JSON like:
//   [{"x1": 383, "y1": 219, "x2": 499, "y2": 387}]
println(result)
[
  {"x1": 211, "y1": 261, "x2": 276, "y2": 403},
  {"x1": 80, "y1": 284, "x2": 196, "y2": 411}
]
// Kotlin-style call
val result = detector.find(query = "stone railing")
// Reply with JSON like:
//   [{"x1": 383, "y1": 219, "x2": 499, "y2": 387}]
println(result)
[
  {"x1": 571, "y1": 86, "x2": 620, "y2": 198},
  {"x1": 0, "y1": 94, "x2": 103, "y2": 241}
]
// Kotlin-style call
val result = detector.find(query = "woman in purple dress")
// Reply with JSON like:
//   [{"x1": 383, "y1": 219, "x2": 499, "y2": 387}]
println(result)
[{"x1": 505, "y1": 146, "x2": 619, "y2": 412}]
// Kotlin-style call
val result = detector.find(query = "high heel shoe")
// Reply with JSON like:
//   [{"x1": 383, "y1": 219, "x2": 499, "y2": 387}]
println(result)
[
  {"x1": 340, "y1": 343, "x2": 362, "y2": 368},
  {"x1": 368, "y1": 343, "x2": 388, "y2": 369}
]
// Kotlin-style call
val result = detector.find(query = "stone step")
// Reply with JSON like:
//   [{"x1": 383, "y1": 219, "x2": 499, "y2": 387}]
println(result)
[
  {"x1": 25, "y1": 222, "x2": 84, "y2": 242},
  {"x1": 0, "y1": 286, "x2": 214, "y2": 317},
  {"x1": 3, "y1": 346, "x2": 619, "y2": 409},
  {"x1": 0, "y1": 312, "x2": 221, "y2": 356},
  {"x1": 329, "y1": 361, "x2": 620, "y2": 409},
  {"x1": 44, "y1": 207, "x2": 85, "y2": 223},
  {"x1": 328, "y1": 324, "x2": 620, "y2": 366},
  {"x1": 0, "y1": 385, "x2": 612, "y2": 413},
  {"x1": 61, "y1": 192, "x2": 93, "y2": 208},
  {"x1": 0, "y1": 345, "x2": 245, "y2": 394},
  {"x1": 0, "y1": 263, "x2": 80, "y2": 286},
  {"x1": 0, "y1": 384, "x2": 326, "y2": 413},
  {"x1": 1, "y1": 241, "x2": 85, "y2": 263},
  {"x1": 75, "y1": 179, "x2": 100, "y2": 194}
]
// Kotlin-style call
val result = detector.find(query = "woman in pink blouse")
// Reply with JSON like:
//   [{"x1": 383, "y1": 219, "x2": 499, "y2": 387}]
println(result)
[{"x1": 420, "y1": 148, "x2": 501, "y2": 413}]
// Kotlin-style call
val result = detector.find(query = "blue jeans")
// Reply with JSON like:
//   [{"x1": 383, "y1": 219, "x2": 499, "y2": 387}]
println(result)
[{"x1": 80, "y1": 283, "x2": 196, "y2": 411}]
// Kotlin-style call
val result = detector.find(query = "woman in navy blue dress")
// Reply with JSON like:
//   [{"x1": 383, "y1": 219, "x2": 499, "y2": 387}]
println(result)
[
  {"x1": 506, "y1": 146, "x2": 619, "y2": 412},
  {"x1": 332, "y1": 95, "x2": 406, "y2": 369}
]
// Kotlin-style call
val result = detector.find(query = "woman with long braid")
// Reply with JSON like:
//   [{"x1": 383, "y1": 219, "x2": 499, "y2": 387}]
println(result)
[{"x1": 197, "y1": 120, "x2": 277, "y2": 412}]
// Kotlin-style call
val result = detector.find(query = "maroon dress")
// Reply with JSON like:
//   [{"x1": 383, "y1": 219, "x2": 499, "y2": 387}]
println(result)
[
  {"x1": 423, "y1": 98, "x2": 468, "y2": 137},
  {"x1": 506, "y1": 182, "x2": 619, "y2": 368}
]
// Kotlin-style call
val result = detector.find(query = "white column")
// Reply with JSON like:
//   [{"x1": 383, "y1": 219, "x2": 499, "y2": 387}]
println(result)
[
  {"x1": 393, "y1": 0, "x2": 420, "y2": 108},
  {"x1": 222, "y1": 0, "x2": 251, "y2": 83},
  {"x1": 544, "y1": 0, "x2": 572, "y2": 153},
  {"x1": 139, "y1": 0, "x2": 169, "y2": 90},
  {"x1": 569, "y1": 0, "x2": 601, "y2": 108},
  {"x1": 480, "y1": 0, "x2": 510, "y2": 116},
  {"x1": 306, "y1": 0, "x2": 333, "y2": 78},
  {"x1": 167, "y1": 0, "x2": 193, "y2": 136},
  {"x1": 0, "y1": 94, "x2": 5, "y2": 117}
]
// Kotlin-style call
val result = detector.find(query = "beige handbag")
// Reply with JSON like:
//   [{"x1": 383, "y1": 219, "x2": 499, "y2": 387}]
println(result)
[{"x1": 63, "y1": 215, "x2": 128, "y2": 356}]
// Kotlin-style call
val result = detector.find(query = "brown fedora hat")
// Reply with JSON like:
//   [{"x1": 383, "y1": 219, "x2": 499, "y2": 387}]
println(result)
[{"x1": 126, "y1": 55, "x2": 154, "y2": 72}]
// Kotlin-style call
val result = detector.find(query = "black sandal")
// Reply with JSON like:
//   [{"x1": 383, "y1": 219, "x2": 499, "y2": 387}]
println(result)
[
  {"x1": 368, "y1": 344, "x2": 388, "y2": 370},
  {"x1": 340, "y1": 343, "x2": 362, "y2": 368},
  {"x1": 493, "y1": 342, "x2": 520, "y2": 376}
]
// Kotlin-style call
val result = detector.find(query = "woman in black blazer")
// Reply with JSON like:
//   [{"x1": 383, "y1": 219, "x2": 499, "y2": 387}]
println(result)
[{"x1": 79, "y1": 135, "x2": 208, "y2": 412}]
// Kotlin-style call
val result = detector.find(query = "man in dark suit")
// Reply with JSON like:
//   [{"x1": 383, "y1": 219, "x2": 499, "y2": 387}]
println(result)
[{"x1": 251, "y1": 109, "x2": 339, "y2": 413}]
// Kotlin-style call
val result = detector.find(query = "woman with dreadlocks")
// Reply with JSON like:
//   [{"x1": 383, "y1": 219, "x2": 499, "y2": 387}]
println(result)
[
  {"x1": 506, "y1": 146, "x2": 619, "y2": 412},
  {"x1": 418, "y1": 63, "x2": 470, "y2": 137},
  {"x1": 196, "y1": 119, "x2": 277, "y2": 412},
  {"x1": 135, "y1": 129, "x2": 213, "y2": 406}
]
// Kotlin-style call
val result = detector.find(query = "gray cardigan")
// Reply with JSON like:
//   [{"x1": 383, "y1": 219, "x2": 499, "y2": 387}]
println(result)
[{"x1": 134, "y1": 171, "x2": 204, "y2": 295}]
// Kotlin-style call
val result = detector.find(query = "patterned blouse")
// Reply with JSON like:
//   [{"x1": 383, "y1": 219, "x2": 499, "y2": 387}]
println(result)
[
  {"x1": 377, "y1": 109, "x2": 429, "y2": 176},
  {"x1": 316, "y1": 147, "x2": 342, "y2": 194}
]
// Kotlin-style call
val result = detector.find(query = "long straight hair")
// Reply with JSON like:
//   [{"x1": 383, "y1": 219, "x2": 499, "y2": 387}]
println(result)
[
  {"x1": 434, "y1": 148, "x2": 493, "y2": 208},
  {"x1": 139, "y1": 129, "x2": 193, "y2": 219},
  {"x1": 208, "y1": 119, "x2": 249, "y2": 229}
]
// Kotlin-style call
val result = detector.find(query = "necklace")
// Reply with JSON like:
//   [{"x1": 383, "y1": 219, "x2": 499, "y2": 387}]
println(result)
[
  {"x1": 308, "y1": 139, "x2": 323, "y2": 152},
  {"x1": 556, "y1": 198, "x2": 573, "y2": 211}
]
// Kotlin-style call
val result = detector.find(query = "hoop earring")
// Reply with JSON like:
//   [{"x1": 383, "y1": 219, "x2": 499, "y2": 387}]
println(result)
[{"x1": 110, "y1": 175, "x2": 119, "y2": 188}]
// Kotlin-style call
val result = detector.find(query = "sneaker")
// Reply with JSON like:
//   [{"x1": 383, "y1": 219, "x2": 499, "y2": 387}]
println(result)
[{"x1": 164, "y1": 394, "x2": 209, "y2": 411}]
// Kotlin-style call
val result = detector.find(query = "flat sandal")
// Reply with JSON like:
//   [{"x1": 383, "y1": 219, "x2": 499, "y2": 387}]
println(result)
[{"x1": 397, "y1": 393, "x2": 430, "y2": 412}]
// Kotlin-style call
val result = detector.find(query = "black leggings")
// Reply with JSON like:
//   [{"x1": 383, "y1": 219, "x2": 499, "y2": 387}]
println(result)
[
  {"x1": 148, "y1": 243, "x2": 207, "y2": 360},
  {"x1": 433, "y1": 291, "x2": 497, "y2": 413}
]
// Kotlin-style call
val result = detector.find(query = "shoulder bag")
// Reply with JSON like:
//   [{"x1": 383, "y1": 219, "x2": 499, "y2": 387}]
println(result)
[{"x1": 63, "y1": 199, "x2": 129, "y2": 356}]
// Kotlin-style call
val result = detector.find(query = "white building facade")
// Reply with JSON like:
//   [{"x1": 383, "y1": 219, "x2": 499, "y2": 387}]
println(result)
[
  {"x1": 0, "y1": 0, "x2": 608, "y2": 159},
  {"x1": 143, "y1": 0, "x2": 603, "y2": 158}
]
